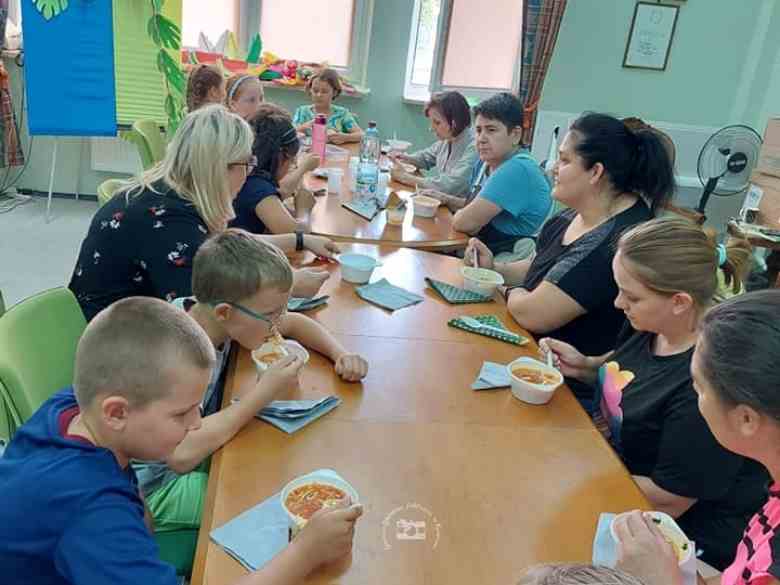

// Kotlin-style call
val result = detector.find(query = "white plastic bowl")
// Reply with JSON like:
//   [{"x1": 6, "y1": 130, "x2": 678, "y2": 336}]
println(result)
[
  {"x1": 386, "y1": 139, "x2": 412, "y2": 152},
  {"x1": 252, "y1": 340, "x2": 309, "y2": 374},
  {"x1": 281, "y1": 471, "x2": 360, "y2": 538},
  {"x1": 461, "y1": 266, "x2": 505, "y2": 297},
  {"x1": 386, "y1": 206, "x2": 406, "y2": 225},
  {"x1": 506, "y1": 357, "x2": 563, "y2": 405},
  {"x1": 412, "y1": 195, "x2": 441, "y2": 218},
  {"x1": 610, "y1": 511, "x2": 693, "y2": 565},
  {"x1": 338, "y1": 253, "x2": 381, "y2": 284}
]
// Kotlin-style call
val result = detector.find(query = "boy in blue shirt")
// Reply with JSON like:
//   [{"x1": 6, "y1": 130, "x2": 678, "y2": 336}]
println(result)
[
  {"x1": 448, "y1": 92, "x2": 552, "y2": 255},
  {"x1": 0, "y1": 297, "x2": 362, "y2": 585}
]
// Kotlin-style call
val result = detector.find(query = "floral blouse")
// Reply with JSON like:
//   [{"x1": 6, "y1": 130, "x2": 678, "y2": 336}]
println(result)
[{"x1": 68, "y1": 183, "x2": 209, "y2": 321}]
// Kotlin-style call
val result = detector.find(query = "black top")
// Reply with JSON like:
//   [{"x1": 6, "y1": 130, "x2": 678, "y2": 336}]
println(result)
[
  {"x1": 521, "y1": 199, "x2": 652, "y2": 376},
  {"x1": 595, "y1": 327, "x2": 770, "y2": 570},
  {"x1": 229, "y1": 172, "x2": 281, "y2": 234},
  {"x1": 68, "y1": 183, "x2": 208, "y2": 321}
]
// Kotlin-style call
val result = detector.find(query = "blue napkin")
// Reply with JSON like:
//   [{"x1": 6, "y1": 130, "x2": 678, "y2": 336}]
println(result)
[
  {"x1": 210, "y1": 468, "x2": 346, "y2": 571},
  {"x1": 258, "y1": 397, "x2": 342, "y2": 434},
  {"x1": 342, "y1": 198, "x2": 380, "y2": 220},
  {"x1": 592, "y1": 513, "x2": 698, "y2": 585},
  {"x1": 287, "y1": 296, "x2": 329, "y2": 312},
  {"x1": 355, "y1": 278, "x2": 424, "y2": 311},
  {"x1": 210, "y1": 490, "x2": 290, "y2": 571},
  {"x1": 472, "y1": 361, "x2": 511, "y2": 390}
]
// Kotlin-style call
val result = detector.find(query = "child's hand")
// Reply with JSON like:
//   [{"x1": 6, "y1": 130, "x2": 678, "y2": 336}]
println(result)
[
  {"x1": 334, "y1": 353, "x2": 368, "y2": 382},
  {"x1": 292, "y1": 268, "x2": 330, "y2": 298},
  {"x1": 463, "y1": 238, "x2": 493, "y2": 269},
  {"x1": 615, "y1": 511, "x2": 684, "y2": 585},
  {"x1": 294, "y1": 501, "x2": 363, "y2": 570},
  {"x1": 299, "y1": 153, "x2": 321, "y2": 173},
  {"x1": 260, "y1": 354, "x2": 304, "y2": 393}
]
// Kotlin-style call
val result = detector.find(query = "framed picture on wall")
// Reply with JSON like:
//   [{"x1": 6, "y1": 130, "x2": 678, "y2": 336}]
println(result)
[{"x1": 623, "y1": 2, "x2": 680, "y2": 71}]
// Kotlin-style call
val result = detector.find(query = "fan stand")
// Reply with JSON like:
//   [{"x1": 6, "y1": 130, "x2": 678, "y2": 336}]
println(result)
[{"x1": 695, "y1": 149, "x2": 749, "y2": 216}]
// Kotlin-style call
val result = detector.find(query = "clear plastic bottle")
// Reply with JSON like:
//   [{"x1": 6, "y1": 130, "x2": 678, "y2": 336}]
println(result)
[
  {"x1": 312, "y1": 114, "x2": 327, "y2": 161},
  {"x1": 356, "y1": 121, "x2": 380, "y2": 200}
]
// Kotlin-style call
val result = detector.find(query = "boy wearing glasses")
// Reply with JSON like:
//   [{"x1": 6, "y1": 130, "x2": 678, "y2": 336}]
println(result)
[{"x1": 133, "y1": 228, "x2": 368, "y2": 574}]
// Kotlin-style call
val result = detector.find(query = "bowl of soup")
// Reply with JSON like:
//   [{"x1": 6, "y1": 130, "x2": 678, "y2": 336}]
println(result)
[
  {"x1": 610, "y1": 511, "x2": 693, "y2": 565},
  {"x1": 506, "y1": 357, "x2": 563, "y2": 405},
  {"x1": 461, "y1": 266, "x2": 505, "y2": 297},
  {"x1": 281, "y1": 471, "x2": 360, "y2": 539},
  {"x1": 252, "y1": 338, "x2": 309, "y2": 374}
]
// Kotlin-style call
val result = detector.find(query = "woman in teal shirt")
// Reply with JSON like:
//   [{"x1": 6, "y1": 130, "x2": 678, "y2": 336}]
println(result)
[{"x1": 293, "y1": 68, "x2": 363, "y2": 145}]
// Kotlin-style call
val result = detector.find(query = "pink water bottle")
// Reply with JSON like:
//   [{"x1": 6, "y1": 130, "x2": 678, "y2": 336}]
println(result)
[{"x1": 312, "y1": 114, "x2": 327, "y2": 162}]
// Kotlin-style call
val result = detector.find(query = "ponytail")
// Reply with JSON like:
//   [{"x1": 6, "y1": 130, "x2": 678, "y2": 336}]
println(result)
[
  {"x1": 186, "y1": 65, "x2": 223, "y2": 112},
  {"x1": 617, "y1": 217, "x2": 751, "y2": 307},
  {"x1": 570, "y1": 113, "x2": 677, "y2": 215}
]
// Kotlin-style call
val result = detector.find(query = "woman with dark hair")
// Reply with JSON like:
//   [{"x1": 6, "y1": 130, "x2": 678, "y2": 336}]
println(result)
[
  {"x1": 615, "y1": 290, "x2": 780, "y2": 585},
  {"x1": 230, "y1": 103, "x2": 311, "y2": 235},
  {"x1": 465, "y1": 112, "x2": 676, "y2": 398},
  {"x1": 390, "y1": 91, "x2": 477, "y2": 195}
]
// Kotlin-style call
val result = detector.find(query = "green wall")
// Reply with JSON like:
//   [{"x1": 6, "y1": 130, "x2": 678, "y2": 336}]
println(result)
[{"x1": 541, "y1": 0, "x2": 780, "y2": 129}]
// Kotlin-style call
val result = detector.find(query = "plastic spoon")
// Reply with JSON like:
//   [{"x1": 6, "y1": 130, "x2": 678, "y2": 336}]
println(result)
[{"x1": 461, "y1": 316, "x2": 520, "y2": 340}]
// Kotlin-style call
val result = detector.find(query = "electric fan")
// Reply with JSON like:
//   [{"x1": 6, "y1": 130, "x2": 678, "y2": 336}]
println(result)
[{"x1": 695, "y1": 125, "x2": 762, "y2": 214}]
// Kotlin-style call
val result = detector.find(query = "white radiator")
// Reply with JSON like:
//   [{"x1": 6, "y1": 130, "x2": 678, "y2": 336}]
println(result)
[
  {"x1": 531, "y1": 110, "x2": 719, "y2": 189},
  {"x1": 90, "y1": 137, "x2": 143, "y2": 175}
]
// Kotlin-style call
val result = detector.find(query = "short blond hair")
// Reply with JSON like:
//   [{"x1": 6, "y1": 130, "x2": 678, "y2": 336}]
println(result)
[
  {"x1": 192, "y1": 228, "x2": 294, "y2": 304},
  {"x1": 74, "y1": 297, "x2": 215, "y2": 408},
  {"x1": 520, "y1": 565, "x2": 646, "y2": 585},
  {"x1": 122, "y1": 104, "x2": 253, "y2": 233}
]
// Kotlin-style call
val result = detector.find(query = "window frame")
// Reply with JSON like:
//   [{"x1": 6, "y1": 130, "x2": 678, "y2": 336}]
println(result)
[
  {"x1": 404, "y1": 0, "x2": 524, "y2": 103},
  {"x1": 239, "y1": 0, "x2": 374, "y2": 86}
]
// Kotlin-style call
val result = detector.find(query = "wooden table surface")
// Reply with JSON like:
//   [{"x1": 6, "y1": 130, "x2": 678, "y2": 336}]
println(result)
[
  {"x1": 191, "y1": 245, "x2": 648, "y2": 585},
  {"x1": 304, "y1": 145, "x2": 469, "y2": 252}
]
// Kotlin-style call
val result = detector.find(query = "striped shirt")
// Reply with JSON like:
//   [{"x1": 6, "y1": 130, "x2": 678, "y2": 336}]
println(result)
[{"x1": 723, "y1": 484, "x2": 780, "y2": 585}]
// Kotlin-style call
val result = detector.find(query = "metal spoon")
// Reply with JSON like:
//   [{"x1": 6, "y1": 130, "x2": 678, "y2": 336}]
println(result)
[{"x1": 461, "y1": 316, "x2": 520, "y2": 340}]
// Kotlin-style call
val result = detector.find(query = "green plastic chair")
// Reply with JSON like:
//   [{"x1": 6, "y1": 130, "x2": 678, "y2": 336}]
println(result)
[
  {"x1": 120, "y1": 128, "x2": 155, "y2": 170},
  {"x1": 132, "y1": 119, "x2": 167, "y2": 166},
  {"x1": 0, "y1": 288, "x2": 87, "y2": 429},
  {"x1": 97, "y1": 179, "x2": 126, "y2": 208}
]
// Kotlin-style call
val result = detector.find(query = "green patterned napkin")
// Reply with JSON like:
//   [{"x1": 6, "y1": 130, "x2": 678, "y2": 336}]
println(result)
[
  {"x1": 448, "y1": 314, "x2": 529, "y2": 345},
  {"x1": 425, "y1": 277, "x2": 493, "y2": 304}
]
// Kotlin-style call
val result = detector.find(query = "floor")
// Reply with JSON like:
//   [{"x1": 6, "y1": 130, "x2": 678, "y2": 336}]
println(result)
[
  {"x1": 0, "y1": 196, "x2": 96, "y2": 308},
  {"x1": 0, "y1": 187, "x2": 747, "y2": 310}
]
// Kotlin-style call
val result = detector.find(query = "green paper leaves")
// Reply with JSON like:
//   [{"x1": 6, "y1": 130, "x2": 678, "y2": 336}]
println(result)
[
  {"x1": 147, "y1": 13, "x2": 180, "y2": 50},
  {"x1": 34, "y1": 0, "x2": 69, "y2": 21},
  {"x1": 247, "y1": 33, "x2": 263, "y2": 64},
  {"x1": 147, "y1": 0, "x2": 185, "y2": 136}
]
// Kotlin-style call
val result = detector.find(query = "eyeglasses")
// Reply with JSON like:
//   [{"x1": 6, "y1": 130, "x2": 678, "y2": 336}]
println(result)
[
  {"x1": 210, "y1": 300, "x2": 284, "y2": 325},
  {"x1": 230, "y1": 155, "x2": 258, "y2": 174}
]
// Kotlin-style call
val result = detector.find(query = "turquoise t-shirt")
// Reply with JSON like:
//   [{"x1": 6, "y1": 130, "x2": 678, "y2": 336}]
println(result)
[
  {"x1": 470, "y1": 152, "x2": 552, "y2": 238},
  {"x1": 292, "y1": 104, "x2": 357, "y2": 133}
]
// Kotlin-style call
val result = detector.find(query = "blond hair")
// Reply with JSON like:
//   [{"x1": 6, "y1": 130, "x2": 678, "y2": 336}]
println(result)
[
  {"x1": 74, "y1": 297, "x2": 215, "y2": 408},
  {"x1": 122, "y1": 104, "x2": 253, "y2": 233},
  {"x1": 192, "y1": 228, "x2": 293, "y2": 304},
  {"x1": 520, "y1": 564, "x2": 646, "y2": 585},
  {"x1": 618, "y1": 217, "x2": 752, "y2": 307},
  {"x1": 225, "y1": 73, "x2": 263, "y2": 108}
]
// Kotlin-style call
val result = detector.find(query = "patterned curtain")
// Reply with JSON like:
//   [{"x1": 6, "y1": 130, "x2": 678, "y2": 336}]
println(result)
[
  {"x1": 0, "y1": 61, "x2": 24, "y2": 168},
  {"x1": 518, "y1": 0, "x2": 568, "y2": 147}
]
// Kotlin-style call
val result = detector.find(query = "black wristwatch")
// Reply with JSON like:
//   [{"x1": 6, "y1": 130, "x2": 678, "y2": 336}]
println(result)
[{"x1": 295, "y1": 230, "x2": 305, "y2": 252}]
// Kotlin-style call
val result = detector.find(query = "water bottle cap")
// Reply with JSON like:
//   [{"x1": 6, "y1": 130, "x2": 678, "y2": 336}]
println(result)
[
  {"x1": 315, "y1": 114, "x2": 327, "y2": 123},
  {"x1": 368, "y1": 121, "x2": 377, "y2": 129}
]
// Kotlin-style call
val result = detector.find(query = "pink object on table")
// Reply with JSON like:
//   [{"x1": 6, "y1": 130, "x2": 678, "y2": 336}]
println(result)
[{"x1": 312, "y1": 114, "x2": 327, "y2": 162}]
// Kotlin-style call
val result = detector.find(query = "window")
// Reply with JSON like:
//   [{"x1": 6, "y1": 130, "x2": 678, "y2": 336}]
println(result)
[
  {"x1": 181, "y1": 1, "x2": 239, "y2": 50},
  {"x1": 404, "y1": 0, "x2": 523, "y2": 102},
  {"x1": 181, "y1": 0, "x2": 373, "y2": 85}
]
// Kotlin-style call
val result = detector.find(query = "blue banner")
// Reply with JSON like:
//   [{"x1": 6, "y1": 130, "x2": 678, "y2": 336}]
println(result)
[{"x1": 21, "y1": 0, "x2": 117, "y2": 136}]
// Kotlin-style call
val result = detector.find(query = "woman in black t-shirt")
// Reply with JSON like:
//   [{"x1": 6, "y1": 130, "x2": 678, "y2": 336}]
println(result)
[
  {"x1": 542, "y1": 217, "x2": 762, "y2": 570},
  {"x1": 464, "y1": 114, "x2": 675, "y2": 388},
  {"x1": 69, "y1": 105, "x2": 338, "y2": 321}
]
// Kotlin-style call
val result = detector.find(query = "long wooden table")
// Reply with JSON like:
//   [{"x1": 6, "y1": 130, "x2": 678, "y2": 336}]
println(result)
[
  {"x1": 192, "y1": 245, "x2": 647, "y2": 585},
  {"x1": 304, "y1": 145, "x2": 468, "y2": 252}
]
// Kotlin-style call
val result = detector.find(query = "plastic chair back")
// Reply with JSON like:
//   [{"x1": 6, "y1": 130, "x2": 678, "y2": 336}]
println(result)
[{"x1": 0, "y1": 288, "x2": 87, "y2": 426}]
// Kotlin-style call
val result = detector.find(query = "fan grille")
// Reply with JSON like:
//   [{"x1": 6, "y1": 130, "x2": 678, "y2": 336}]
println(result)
[{"x1": 697, "y1": 125, "x2": 762, "y2": 196}]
